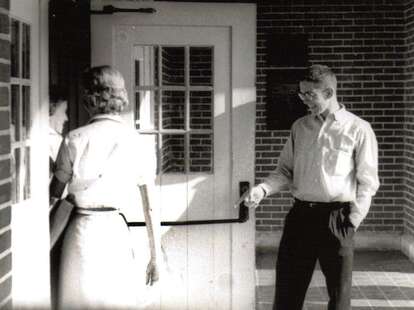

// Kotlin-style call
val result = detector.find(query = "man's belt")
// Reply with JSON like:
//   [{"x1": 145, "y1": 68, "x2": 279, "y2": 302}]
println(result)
[{"x1": 294, "y1": 198, "x2": 349, "y2": 209}]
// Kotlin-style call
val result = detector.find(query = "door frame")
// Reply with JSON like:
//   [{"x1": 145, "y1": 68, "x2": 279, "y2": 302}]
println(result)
[
  {"x1": 92, "y1": 2, "x2": 256, "y2": 308},
  {"x1": 10, "y1": 0, "x2": 50, "y2": 308}
]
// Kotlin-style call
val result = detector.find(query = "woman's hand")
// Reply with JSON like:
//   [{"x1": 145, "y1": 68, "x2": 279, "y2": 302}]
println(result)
[
  {"x1": 140, "y1": 184, "x2": 162, "y2": 286},
  {"x1": 146, "y1": 258, "x2": 160, "y2": 286}
]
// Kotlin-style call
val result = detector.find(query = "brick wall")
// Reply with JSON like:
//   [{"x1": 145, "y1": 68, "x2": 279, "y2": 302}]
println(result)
[
  {"x1": 405, "y1": 0, "x2": 414, "y2": 237},
  {"x1": 256, "y1": 0, "x2": 406, "y2": 233},
  {"x1": 0, "y1": 0, "x2": 12, "y2": 308}
]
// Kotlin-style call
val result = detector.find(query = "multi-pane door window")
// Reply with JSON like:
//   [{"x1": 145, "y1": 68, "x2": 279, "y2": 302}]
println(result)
[
  {"x1": 134, "y1": 45, "x2": 214, "y2": 174},
  {"x1": 10, "y1": 18, "x2": 31, "y2": 203}
]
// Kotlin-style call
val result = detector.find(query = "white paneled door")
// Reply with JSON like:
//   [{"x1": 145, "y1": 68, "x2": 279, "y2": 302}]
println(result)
[{"x1": 92, "y1": 2, "x2": 256, "y2": 309}]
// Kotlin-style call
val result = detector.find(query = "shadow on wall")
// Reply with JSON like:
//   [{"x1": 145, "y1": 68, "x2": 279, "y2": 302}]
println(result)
[{"x1": 122, "y1": 101, "x2": 255, "y2": 309}]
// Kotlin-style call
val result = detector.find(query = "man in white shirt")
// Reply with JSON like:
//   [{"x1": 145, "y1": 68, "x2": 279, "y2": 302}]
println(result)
[
  {"x1": 48, "y1": 86, "x2": 68, "y2": 309},
  {"x1": 49, "y1": 87, "x2": 68, "y2": 176},
  {"x1": 243, "y1": 64, "x2": 379, "y2": 310}
]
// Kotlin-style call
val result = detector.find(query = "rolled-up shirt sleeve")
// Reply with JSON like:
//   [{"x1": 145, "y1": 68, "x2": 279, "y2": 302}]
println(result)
[
  {"x1": 349, "y1": 123, "x2": 380, "y2": 228},
  {"x1": 259, "y1": 131, "x2": 294, "y2": 196},
  {"x1": 135, "y1": 134, "x2": 157, "y2": 186}
]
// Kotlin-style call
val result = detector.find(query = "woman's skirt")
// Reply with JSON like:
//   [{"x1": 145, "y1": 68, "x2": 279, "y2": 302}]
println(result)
[{"x1": 58, "y1": 208, "x2": 139, "y2": 310}]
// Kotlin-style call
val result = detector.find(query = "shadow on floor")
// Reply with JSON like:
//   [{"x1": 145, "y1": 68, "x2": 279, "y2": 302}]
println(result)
[{"x1": 256, "y1": 250, "x2": 414, "y2": 310}]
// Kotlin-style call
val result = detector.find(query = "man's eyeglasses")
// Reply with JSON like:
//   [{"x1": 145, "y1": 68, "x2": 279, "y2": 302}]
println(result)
[{"x1": 298, "y1": 91, "x2": 317, "y2": 101}]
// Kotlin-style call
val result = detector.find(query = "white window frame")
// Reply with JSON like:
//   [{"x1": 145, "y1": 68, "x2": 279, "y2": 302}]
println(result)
[{"x1": 10, "y1": 17, "x2": 32, "y2": 204}]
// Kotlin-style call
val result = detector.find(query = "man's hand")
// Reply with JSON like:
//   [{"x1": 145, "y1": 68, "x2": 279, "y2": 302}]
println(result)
[
  {"x1": 234, "y1": 185, "x2": 266, "y2": 208},
  {"x1": 146, "y1": 258, "x2": 160, "y2": 286}
]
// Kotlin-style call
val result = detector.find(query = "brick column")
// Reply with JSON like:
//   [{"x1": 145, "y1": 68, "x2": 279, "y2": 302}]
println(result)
[
  {"x1": 404, "y1": 0, "x2": 414, "y2": 237},
  {"x1": 0, "y1": 0, "x2": 12, "y2": 309}
]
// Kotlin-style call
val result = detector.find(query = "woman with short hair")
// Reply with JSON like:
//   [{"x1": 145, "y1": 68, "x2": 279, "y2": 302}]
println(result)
[{"x1": 50, "y1": 66, "x2": 161, "y2": 309}]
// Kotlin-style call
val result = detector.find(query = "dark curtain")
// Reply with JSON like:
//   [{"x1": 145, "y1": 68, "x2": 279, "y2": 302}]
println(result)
[{"x1": 49, "y1": 0, "x2": 91, "y2": 132}]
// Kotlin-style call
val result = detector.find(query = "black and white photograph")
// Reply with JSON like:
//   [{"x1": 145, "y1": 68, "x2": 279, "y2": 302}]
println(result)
[{"x1": 0, "y1": 1, "x2": 414, "y2": 309}]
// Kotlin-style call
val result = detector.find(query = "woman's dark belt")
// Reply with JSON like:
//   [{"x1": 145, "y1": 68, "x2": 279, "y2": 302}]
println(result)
[
  {"x1": 76, "y1": 207, "x2": 130, "y2": 228},
  {"x1": 76, "y1": 206, "x2": 118, "y2": 213}
]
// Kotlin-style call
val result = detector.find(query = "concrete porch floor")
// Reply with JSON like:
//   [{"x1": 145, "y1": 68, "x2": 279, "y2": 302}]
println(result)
[{"x1": 256, "y1": 250, "x2": 414, "y2": 310}]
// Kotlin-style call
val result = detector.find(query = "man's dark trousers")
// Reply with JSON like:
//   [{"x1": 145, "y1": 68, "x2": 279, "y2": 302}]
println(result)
[{"x1": 273, "y1": 200, "x2": 355, "y2": 310}]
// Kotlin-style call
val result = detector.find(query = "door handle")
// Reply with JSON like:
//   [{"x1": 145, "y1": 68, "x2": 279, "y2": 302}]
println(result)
[
  {"x1": 238, "y1": 181, "x2": 250, "y2": 222},
  {"x1": 127, "y1": 181, "x2": 250, "y2": 227}
]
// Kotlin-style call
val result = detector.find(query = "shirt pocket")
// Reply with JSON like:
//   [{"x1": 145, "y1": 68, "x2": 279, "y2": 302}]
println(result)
[
  {"x1": 294, "y1": 133, "x2": 314, "y2": 159},
  {"x1": 324, "y1": 147, "x2": 353, "y2": 176}
]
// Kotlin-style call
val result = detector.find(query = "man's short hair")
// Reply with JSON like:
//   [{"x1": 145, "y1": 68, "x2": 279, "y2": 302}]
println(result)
[
  {"x1": 49, "y1": 86, "x2": 67, "y2": 116},
  {"x1": 303, "y1": 64, "x2": 337, "y2": 90}
]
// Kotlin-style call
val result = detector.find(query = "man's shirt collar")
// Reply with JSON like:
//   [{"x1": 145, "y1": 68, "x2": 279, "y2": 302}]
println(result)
[
  {"x1": 313, "y1": 104, "x2": 350, "y2": 123},
  {"x1": 332, "y1": 105, "x2": 351, "y2": 123},
  {"x1": 49, "y1": 126, "x2": 61, "y2": 136}
]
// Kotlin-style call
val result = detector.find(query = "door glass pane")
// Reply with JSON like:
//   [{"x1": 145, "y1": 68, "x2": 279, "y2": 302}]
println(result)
[
  {"x1": 190, "y1": 91, "x2": 212, "y2": 130},
  {"x1": 140, "y1": 134, "x2": 159, "y2": 175},
  {"x1": 23, "y1": 147, "x2": 30, "y2": 199},
  {"x1": 134, "y1": 45, "x2": 215, "y2": 175},
  {"x1": 161, "y1": 134, "x2": 185, "y2": 173},
  {"x1": 161, "y1": 46, "x2": 185, "y2": 86},
  {"x1": 22, "y1": 86, "x2": 31, "y2": 139},
  {"x1": 135, "y1": 90, "x2": 159, "y2": 130},
  {"x1": 22, "y1": 23, "x2": 31, "y2": 79},
  {"x1": 190, "y1": 47, "x2": 213, "y2": 86},
  {"x1": 162, "y1": 91, "x2": 185, "y2": 130},
  {"x1": 11, "y1": 85, "x2": 20, "y2": 142},
  {"x1": 189, "y1": 134, "x2": 213, "y2": 173},
  {"x1": 10, "y1": 18, "x2": 32, "y2": 204},
  {"x1": 134, "y1": 46, "x2": 158, "y2": 87},
  {"x1": 11, "y1": 19, "x2": 20, "y2": 78},
  {"x1": 12, "y1": 148, "x2": 20, "y2": 203}
]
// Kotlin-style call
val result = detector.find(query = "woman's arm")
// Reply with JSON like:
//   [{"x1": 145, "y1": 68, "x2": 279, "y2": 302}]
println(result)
[{"x1": 139, "y1": 183, "x2": 162, "y2": 285}]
